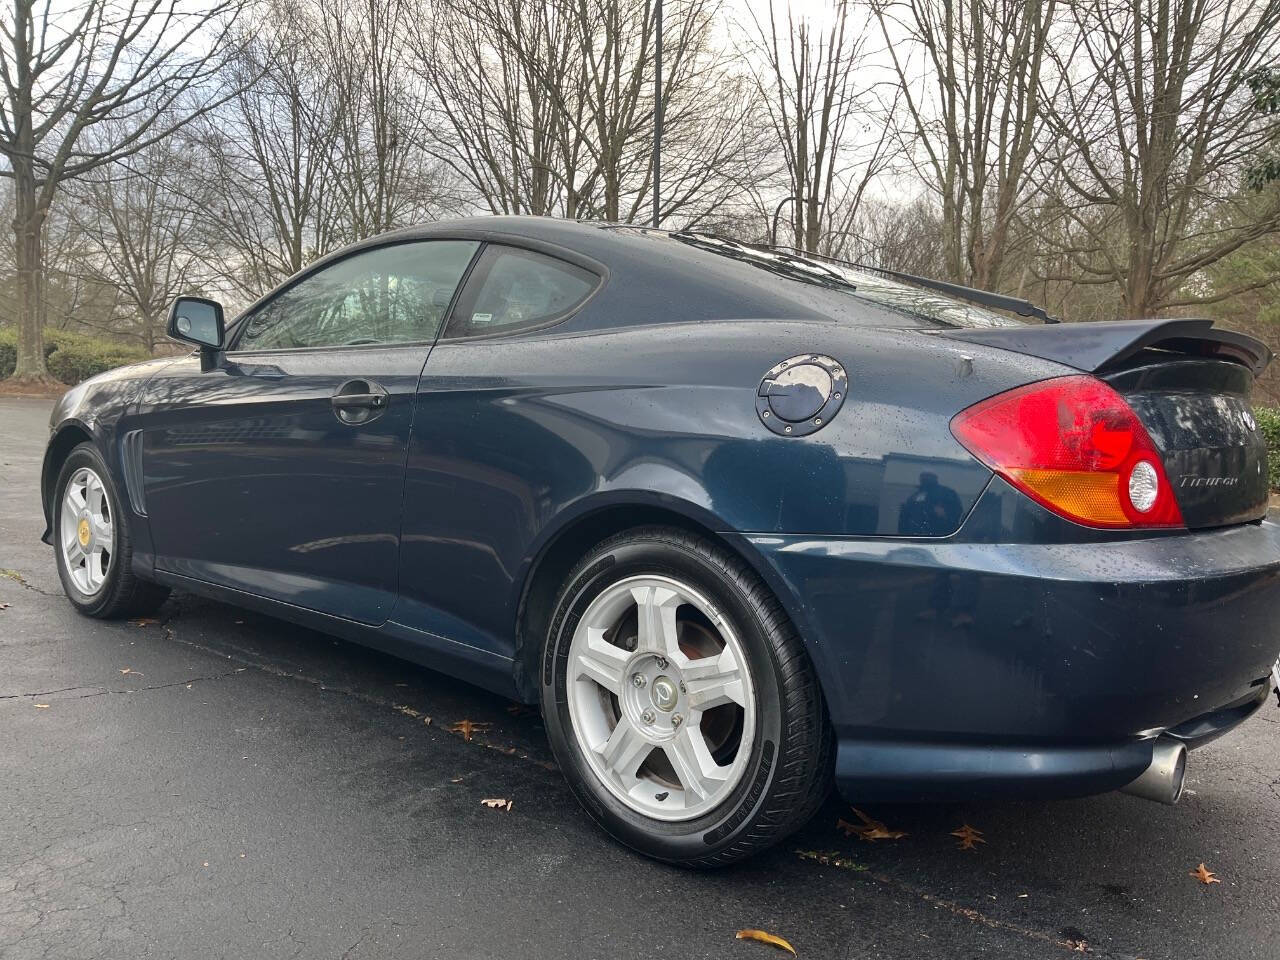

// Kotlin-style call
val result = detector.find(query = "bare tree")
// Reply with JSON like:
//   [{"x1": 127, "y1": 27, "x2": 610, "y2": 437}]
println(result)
[
  {"x1": 415, "y1": 0, "x2": 758, "y2": 226},
  {"x1": 67, "y1": 135, "x2": 210, "y2": 352},
  {"x1": 1036, "y1": 0, "x2": 1280, "y2": 318},
  {"x1": 872, "y1": 0, "x2": 1056, "y2": 288},
  {"x1": 0, "y1": 0, "x2": 243, "y2": 382},
  {"x1": 415, "y1": 0, "x2": 575, "y2": 217},
  {"x1": 745, "y1": 0, "x2": 895, "y2": 254},
  {"x1": 198, "y1": 2, "x2": 343, "y2": 299},
  {"x1": 318, "y1": 0, "x2": 452, "y2": 241}
]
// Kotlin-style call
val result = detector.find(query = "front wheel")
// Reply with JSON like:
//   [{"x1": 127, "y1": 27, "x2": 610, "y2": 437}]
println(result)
[
  {"x1": 540, "y1": 527, "x2": 832, "y2": 867},
  {"x1": 53, "y1": 442, "x2": 169, "y2": 619}
]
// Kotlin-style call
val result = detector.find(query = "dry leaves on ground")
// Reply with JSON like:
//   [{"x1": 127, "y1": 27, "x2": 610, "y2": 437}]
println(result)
[
  {"x1": 735, "y1": 929, "x2": 796, "y2": 956},
  {"x1": 0, "y1": 602, "x2": 10, "y2": 610},
  {"x1": 1190, "y1": 863, "x2": 1221, "y2": 885},
  {"x1": 480, "y1": 798, "x2": 513, "y2": 812},
  {"x1": 836, "y1": 807, "x2": 907, "y2": 841},
  {"x1": 448, "y1": 719, "x2": 490, "y2": 742},
  {"x1": 119, "y1": 667, "x2": 142, "y2": 676},
  {"x1": 129, "y1": 617, "x2": 159, "y2": 627},
  {"x1": 395, "y1": 704, "x2": 432, "y2": 725},
  {"x1": 951, "y1": 824, "x2": 986, "y2": 851},
  {"x1": 33, "y1": 703, "x2": 49, "y2": 709}
]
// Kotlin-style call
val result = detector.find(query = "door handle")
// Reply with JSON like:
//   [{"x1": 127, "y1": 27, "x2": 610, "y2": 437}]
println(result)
[
  {"x1": 331, "y1": 380, "x2": 389, "y2": 424},
  {"x1": 330, "y1": 392, "x2": 386, "y2": 410}
]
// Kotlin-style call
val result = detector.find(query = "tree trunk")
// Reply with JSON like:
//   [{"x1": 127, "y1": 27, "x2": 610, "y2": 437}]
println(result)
[{"x1": 10, "y1": 164, "x2": 52, "y2": 382}]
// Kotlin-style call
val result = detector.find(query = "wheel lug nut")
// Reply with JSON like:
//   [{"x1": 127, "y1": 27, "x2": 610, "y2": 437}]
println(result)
[
  {"x1": 671, "y1": 713, "x2": 683, "y2": 727},
  {"x1": 656, "y1": 657, "x2": 668, "y2": 670},
  {"x1": 641, "y1": 709, "x2": 655, "y2": 724},
  {"x1": 631, "y1": 673, "x2": 646, "y2": 688},
  {"x1": 678, "y1": 681, "x2": 686, "y2": 693}
]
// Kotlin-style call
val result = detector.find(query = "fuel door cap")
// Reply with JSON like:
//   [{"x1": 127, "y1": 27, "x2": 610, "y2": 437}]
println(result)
[{"x1": 756, "y1": 355, "x2": 847, "y2": 436}]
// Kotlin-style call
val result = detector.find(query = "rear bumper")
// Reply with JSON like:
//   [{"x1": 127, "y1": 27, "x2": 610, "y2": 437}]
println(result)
[
  {"x1": 731, "y1": 519, "x2": 1280, "y2": 802},
  {"x1": 832, "y1": 687, "x2": 1269, "y2": 802}
]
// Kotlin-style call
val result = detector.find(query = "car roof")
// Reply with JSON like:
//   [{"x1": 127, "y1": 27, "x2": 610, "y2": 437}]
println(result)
[{"x1": 261, "y1": 216, "x2": 1014, "y2": 333}]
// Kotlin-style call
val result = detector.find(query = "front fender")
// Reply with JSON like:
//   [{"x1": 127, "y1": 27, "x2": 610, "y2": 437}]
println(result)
[{"x1": 39, "y1": 357, "x2": 177, "y2": 544}]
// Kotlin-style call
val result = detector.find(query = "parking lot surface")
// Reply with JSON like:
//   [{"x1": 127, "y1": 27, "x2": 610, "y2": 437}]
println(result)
[{"x1": 2, "y1": 396, "x2": 1278, "y2": 959}]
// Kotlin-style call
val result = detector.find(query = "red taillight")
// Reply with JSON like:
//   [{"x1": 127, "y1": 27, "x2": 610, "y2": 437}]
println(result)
[{"x1": 950, "y1": 375, "x2": 1184, "y2": 529}]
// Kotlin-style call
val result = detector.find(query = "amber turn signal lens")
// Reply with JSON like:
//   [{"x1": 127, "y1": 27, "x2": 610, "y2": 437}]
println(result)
[{"x1": 951, "y1": 376, "x2": 1183, "y2": 529}]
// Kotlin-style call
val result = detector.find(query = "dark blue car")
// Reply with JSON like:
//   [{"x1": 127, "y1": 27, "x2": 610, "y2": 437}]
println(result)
[{"x1": 42, "y1": 217, "x2": 1280, "y2": 866}]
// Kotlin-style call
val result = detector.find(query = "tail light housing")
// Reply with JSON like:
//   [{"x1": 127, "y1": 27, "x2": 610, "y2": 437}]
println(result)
[{"x1": 950, "y1": 375, "x2": 1184, "y2": 529}]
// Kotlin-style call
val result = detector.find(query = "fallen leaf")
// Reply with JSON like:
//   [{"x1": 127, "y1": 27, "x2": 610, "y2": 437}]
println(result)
[
  {"x1": 119, "y1": 667, "x2": 143, "y2": 677},
  {"x1": 480, "y1": 797, "x2": 513, "y2": 811},
  {"x1": 450, "y1": 776, "x2": 464, "y2": 783},
  {"x1": 448, "y1": 719, "x2": 490, "y2": 742},
  {"x1": 0, "y1": 602, "x2": 10, "y2": 610},
  {"x1": 795, "y1": 849, "x2": 869, "y2": 871},
  {"x1": 1190, "y1": 863, "x2": 1221, "y2": 885},
  {"x1": 837, "y1": 806, "x2": 907, "y2": 841},
  {"x1": 33, "y1": 703, "x2": 50, "y2": 709},
  {"x1": 1066, "y1": 940, "x2": 1088, "y2": 953},
  {"x1": 506, "y1": 703, "x2": 536, "y2": 718},
  {"x1": 951, "y1": 824, "x2": 986, "y2": 851},
  {"x1": 395, "y1": 704, "x2": 423, "y2": 719},
  {"x1": 735, "y1": 929, "x2": 796, "y2": 956},
  {"x1": 129, "y1": 617, "x2": 159, "y2": 627}
]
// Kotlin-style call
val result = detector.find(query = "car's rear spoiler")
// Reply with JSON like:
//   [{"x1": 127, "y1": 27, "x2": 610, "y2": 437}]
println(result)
[{"x1": 939, "y1": 318, "x2": 1272, "y2": 378}]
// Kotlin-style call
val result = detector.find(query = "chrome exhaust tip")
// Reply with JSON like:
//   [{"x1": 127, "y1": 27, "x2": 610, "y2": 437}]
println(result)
[{"x1": 1120, "y1": 737, "x2": 1187, "y2": 805}]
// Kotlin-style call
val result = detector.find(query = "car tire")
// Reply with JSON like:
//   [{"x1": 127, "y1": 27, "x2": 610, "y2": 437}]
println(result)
[
  {"x1": 540, "y1": 526, "x2": 832, "y2": 867},
  {"x1": 53, "y1": 442, "x2": 170, "y2": 619}
]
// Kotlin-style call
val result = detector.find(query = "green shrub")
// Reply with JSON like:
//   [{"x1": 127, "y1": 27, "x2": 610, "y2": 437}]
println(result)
[
  {"x1": 45, "y1": 340, "x2": 149, "y2": 385},
  {"x1": 0, "y1": 327, "x2": 15, "y2": 379},
  {"x1": 0, "y1": 325, "x2": 149, "y2": 384},
  {"x1": 1255, "y1": 406, "x2": 1280, "y2": 492}
]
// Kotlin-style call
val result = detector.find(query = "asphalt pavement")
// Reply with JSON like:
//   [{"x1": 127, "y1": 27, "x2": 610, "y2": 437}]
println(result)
[{"x1": 2, "y1": 396, "x2": 1278, "y2": 960}]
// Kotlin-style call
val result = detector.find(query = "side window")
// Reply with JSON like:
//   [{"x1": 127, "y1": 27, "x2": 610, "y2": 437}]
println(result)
[
  {"x1": 446, "y1": 245, "x2": 598, "y2": 338},
  {"x1": 235, "y1": 240, "x2": 479, "y2": 351}
]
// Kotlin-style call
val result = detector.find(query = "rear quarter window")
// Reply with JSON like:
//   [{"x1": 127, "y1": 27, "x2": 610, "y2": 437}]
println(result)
[{"x1": 445, "y1": 245, "x2": 598, "y2": 338}]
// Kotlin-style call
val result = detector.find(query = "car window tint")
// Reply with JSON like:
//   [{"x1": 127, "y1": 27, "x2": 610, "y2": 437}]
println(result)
[
  {"x1": 236, "y1": 240, "x2": 479, "y2": 351},
  {"x1": 448, "y1": 246, "x2": 597, "y2": 337}
]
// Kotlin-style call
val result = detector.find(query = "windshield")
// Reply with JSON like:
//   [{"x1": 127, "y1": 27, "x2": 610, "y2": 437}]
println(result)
[{"x1": 668, "y1": 231, "x2": 1026, "y2": 329}]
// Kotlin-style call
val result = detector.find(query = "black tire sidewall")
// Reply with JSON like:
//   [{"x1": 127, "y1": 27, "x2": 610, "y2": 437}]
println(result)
[
  {"x1": 53, "y1": 444, "x2": 127, "y2": 617},
  {"x1": 541, "y1": 535, "x2": 789, "y2": 864}
]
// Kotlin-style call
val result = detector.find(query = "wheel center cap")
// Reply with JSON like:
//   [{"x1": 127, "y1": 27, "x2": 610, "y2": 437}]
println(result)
[
  {"x1": 77, "y1": 516, "x2": 91, "y2": 548},
  {"x1": 651, "y1": 676, "x2": 678, "y2": 712}
]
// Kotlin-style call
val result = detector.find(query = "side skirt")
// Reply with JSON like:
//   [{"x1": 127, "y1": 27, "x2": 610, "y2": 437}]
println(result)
[{"x1": 148, "y1": 568, "x2": 521, "y2": 701}]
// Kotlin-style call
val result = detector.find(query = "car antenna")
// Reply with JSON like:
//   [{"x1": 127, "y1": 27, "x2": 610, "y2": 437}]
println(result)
[{"x1": 766, "y1": 244, "x2": 1060, "y2": 324}]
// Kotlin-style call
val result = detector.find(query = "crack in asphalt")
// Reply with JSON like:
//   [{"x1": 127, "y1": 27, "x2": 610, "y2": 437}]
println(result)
[
  {"x1": 0, "y1": 669, "x2": 246, "y2": 702},
  {"x1": 150, "y1": 607, "x2": 556, "y2": 771},
  {"x1": 0, "y1": 567, "x2": 58, "y2": 596},
  {"x1": 810, "y1": 854, "x2": 1135, "y2": 959}
]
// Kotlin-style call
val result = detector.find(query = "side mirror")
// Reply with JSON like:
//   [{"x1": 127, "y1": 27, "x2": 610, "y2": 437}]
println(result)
[{"x1": 167, "y1": 296, "x2": 225, "y2": 371}]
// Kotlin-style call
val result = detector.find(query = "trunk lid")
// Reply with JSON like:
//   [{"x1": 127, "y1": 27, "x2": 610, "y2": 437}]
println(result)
[{"x1": 941, "y1": 318, "x2": 1272, "y2": 529}]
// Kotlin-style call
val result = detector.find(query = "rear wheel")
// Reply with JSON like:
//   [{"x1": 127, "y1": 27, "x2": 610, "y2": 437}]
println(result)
[
  {"x1": 53, "y1": 443, "x2": 169, "y2": 619},
  {"x1": 540, "y1": 527, "x2": 832, "y2": 866}
]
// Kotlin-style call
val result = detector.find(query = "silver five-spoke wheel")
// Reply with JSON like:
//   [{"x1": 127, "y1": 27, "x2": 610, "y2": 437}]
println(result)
[
  {"x1": 60, "y1": 466, "x2": 113, "y2": 596},
  {"x1": 566, "y1": 574, "x2": 756, "y2": 821}
]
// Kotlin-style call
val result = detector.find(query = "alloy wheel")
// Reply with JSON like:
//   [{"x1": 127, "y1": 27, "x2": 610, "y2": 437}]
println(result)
[
  {"x1": 566, "y1": 574, "x2": 757, "y2": 821},
  {"x1": 60, "y1": 466, "x2": 114, "y2": 596}
]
